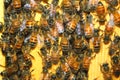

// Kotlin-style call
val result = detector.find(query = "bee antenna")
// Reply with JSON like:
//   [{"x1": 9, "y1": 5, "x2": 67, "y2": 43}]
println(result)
[{"x1": 30, "y1": 69, "x2": 34, "y2": 73}]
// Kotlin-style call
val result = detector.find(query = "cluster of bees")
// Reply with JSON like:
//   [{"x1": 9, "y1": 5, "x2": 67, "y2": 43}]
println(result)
[{"x1": 0, "y1": 0, "x2": 120, "y2": 80}]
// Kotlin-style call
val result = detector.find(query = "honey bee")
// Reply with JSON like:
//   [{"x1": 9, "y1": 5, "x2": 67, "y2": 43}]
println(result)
[
  {"x1": 50, "y1": 73, "x2": 57, "y2": 80},
  {"x1": 109, "y1": 35, "x2": 120, "y2": 56},
  {"x1": 4, "y1": 0, "x2": 12, "y2": 9},
  {"x1": 41, "y1": 67, "x2": 50, "y2": 80},
  {"x1": 12, "y1": 0, "x2": 21, "y2": 9},
  {"x1": 50, "y1": 27, "x2": 59, "y2": 41},
  {"x1": 96, "y1": 1, "x2": 105, "y2": 16},
  {"x1": 83, "y1": 49, "x2": 94, "y2": 71},
  {"x1": 40, "y1": 17, "x2": 50, "y2": 34},
  {"x1": 60, "y1": 35, "x2": 69, "y2": 56},
  {"x1": 1, "y1": 35, "x2": 11, "y2": 55},
  {"x1": 44, "y1": 35, "x2": 52, "y2": 50},
  {"x1": 52, "y1": 0, "x2": 59, "y2": 6},
  {"x1": 60, "y1": 60, "x2": 70, "y2": 74},
  {"x1": 55, "y1": 66, "x2": 63, "y2": 79},
  {"x1": 29, "y1": 33, "x2": 38, "y2": 48},
  {"x1": 105, "y1": 0, "x2": 118, "y2": 7},
  {"x1": 66, "y1": 18, "x2": 78, "y2": 34},
  {"x1": 55, "y1": 18, "x2": 64, "y2": 34},
  {"x1": 93, "y1": 37, "x2": 101, "y2": 53},
  {"x1": 73, "y1": 36, "x2": 83, "y2": 54},
  {"x1": 62, "y1": 0, "x2": 74, "y2": 14},
  {"x1": 0, "y1": 22, "x2": 3, "y2": 32},
  {"x1": 66, "y1": 55, "x2": 80, "y2": 73},
  {"x1": 14, "y1": 39, "x2": 24, "y2": 51},
  {"x1": 92, "y1": 27, "x2": 102, "y2": 53},
  {"x1": 50, "y1": 45, "x2": 60, "y2": 65},
  {"x1": 111, "y1": 55, "x2": 120, "y2": 78},
  {"x1": 103, "y1": 15, "x2": 114, "y2": 44},
  {"x1": 84, "y1": 23, "x2": 93, "y2": 41},
  {"x1": 108, "y1": 6, "x2": 120, "y2": 27},
  {"x1": 112, "y1": 11, "x2": 120, "y2": 27},
  {"x1": 83, "y1": 56, "x2": 91, "y2": 71},
  {"x1": 106, "y1": 14, "x2": 114, "y2": 35},
  {"x1": 38, "y1": 52, "x2": 52, "y2": 69},
  {"x1": 68, "y1": 73, "x2": 76, "y2": 80},
  {"x1": 26, "y1": 19, "x2": 34, "y2": 31},
  {"x1": 96, "y1": 1, "x2": 106, "y2": 24},
  {"x1": 9, "y1": 19, "x2": 21, "y2": 34},
  {"x1": 0, "y1": 63, "x2": 18, "y2": 78},
  {"x1": 100, "y1": 63, "x2": 112, "y2": 80}
]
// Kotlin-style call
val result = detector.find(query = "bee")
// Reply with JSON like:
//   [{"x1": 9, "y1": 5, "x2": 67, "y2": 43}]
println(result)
[
  {"x1": 41, "y1": 66, "x2": 50, "y2": 80},
  {"x1": 96, "y1": 1, "x2": 106, "y2": 25},
  {"x1": 12, "y1": 0, "x2": 21, "y2": 9},
  {"x1": 68, "y1": 73, "x2": 76, "y2": 80},
  {"x1": 62, "y1": 0, "x2": 74, "y2": 14},
  {"x1": 50, "y1": 73, "x2": 57, "y2": 80},
  {"x1": 40, "y1": 46, "x2": 48, "y2": 57},
  {"x1": 83, "y1": 55, "x2": 91, "y2": 71},
  {"x1": 60, "y1": 56, "x2": 70, "y2": 73},
  {"x1": 112, "y1": 11, "x2": 120, "y2": 27},
  {"x1": 38, "y1": 52, "x2": 52, "y2": 69},
  {"x1": 109, "y1": 35, "x2": 120, "y2": 56},
  {"x1": 100, "y1": 63, "x2": 112, "y2": 80},
  {"x1": 93, "y1": 37, "x2": 101, "y2": 53},
  {"x1": 29, "y1": 33, "x2": 38, "y2": 48},
  {"x1": 84, "y1": 23, "x2": 93, "y2": 41},
  {"x1": 14, "y1": 39, "x2": 24, "y2": 51},
  {"x1": 52, "y1": 0, "x2": 59, "y2": 6},
  {"x1": 73, "y1": 36, "x2": 83, "y2": 54},
  {"x1": 60, "y1": 35, "x2": 70, "y2": 56},
  {"x1": 26, "y1": 19, "x2": 34, "y2": 31},
  {"x1": 83, "y1": 49, "x2": 94, "y2": 71},
  {"x1": 86, "y1": 12, "x2": 93, "y2": 24},
  {"x1": 66, "y1": 17, "x2": 78, "y2": 34},
  {"x1": 108, "y1": 6, "x2": 120, "y2": 27},
  {"x1": 55, "y1": 66, "x2": 63, "y2": 79},
  {"x1": 20, "y1": 69, "x2": 33, "y2": 80},
  {"x1": 40, "y1": 17, "x2": 50, "y2": 34},
  {"x1": 9, "y1": 74, "x2": 19, "y2": 80},
  {"x1": 1, "y1": 36, "x2": 12, "y2": 55},
  {"x1": 51, "y1": 47, "x2": 60, "y2": 65},
  {"x1": 76, "y1": 70, "x2": 88, "y2": 80},
  {"x1": 96, "y1": 1, "x2": 105, "y2": 17},
  {"x1": 92, "y1": 27, "x2": 102, "y2": 53},
  {"x1": 66, "y1": 55, "x2": 80, "y2": 74},
  {"x1": 105, "y1": 0, "x2": 118, "y2": 7},
  {"x1": 103, "y1": 17, "x2": 114, "y2": 44},
  {"x1": 0, "y1": 22, "x2": 3, "y2": 32},
  {"x1": 50, "y1": 27, "x2": 59, "y2": 41},
  {"x1": 9, "y1": 19, "x2": 21, "y2": 34},
  {"x1": 4, "y1": 0, "x2": 12, "y2": 9},
  {"x1": 55, "y1": 17, "x2": 64, "y2": 34},
  {"x1": 111, "y1": 55, "x2": 120, "y2": 78},
  {"x1": 0, "y1": 60, "x2": 18, "y2": 78},
  {"x1": 44, "y1": 35, "x2": 52, "y2": 50}
]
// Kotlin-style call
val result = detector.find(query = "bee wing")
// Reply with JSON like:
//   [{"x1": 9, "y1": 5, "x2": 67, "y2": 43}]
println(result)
[
  {"x1": 56, "y1": 21, "x2": 64, "y2": 33},
  {"x1": 20, "y1": 20, "x2": 26, "y2": 31},
  {"x1": 76, "y1": 22, "x2": 81, "y2": 35},
  {"x1": 90, "y1": 23, "x2": 94, "y2": 32},
  {"x1": 108, "y1": 14, "x2": 114, "y2": 27},
  {"x1": 24, "y1": 4, "x2": 31, "y2": 9},
  {"x1": 24, "y1": 35, "x2": 31, "y2": 43},
  {"x1": 37, "y1": 34, "x2": 41, "y2": 44},
  {"x1": 47, "y1": 34, "x2": 56, "y2": 41}
]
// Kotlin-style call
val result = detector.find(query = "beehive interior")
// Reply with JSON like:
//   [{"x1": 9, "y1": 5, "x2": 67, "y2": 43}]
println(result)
[{"x1": 0, "y1": 0, "x2": 120, "y2": 80}]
